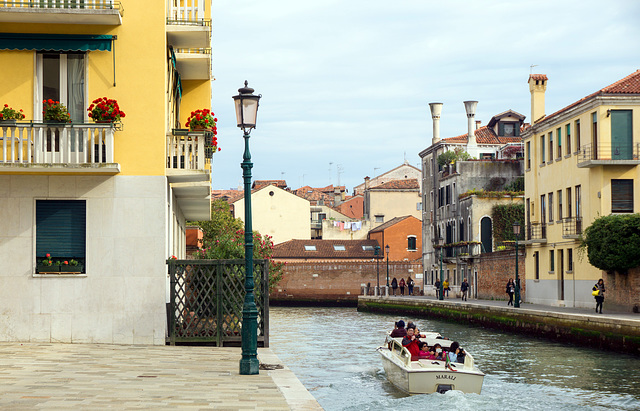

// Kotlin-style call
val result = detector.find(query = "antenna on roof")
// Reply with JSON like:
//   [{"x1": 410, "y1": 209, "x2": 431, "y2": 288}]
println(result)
[
  {"x1": 530, "y1": 64, "x2": 538, "y2": 74},
  {"x1": 337, "y1": 164, "x2": 344, "y2": 186},
  {"x1": 329, "y1": 162, "x2": 333, "y2": 185},
  {"x1": 374, "y1": 167, "x2": 380, "y2": 177}
]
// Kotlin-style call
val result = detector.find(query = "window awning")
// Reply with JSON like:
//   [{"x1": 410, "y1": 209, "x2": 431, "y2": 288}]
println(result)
[{"x1": 0, "y1": 33, "x2": 113, "y2": 51}]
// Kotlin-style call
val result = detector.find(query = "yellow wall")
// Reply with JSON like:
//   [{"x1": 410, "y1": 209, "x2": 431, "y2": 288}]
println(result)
[
  {"x1": 0, "y1": 51, "x2": 34, "y2": 119},
  {"x1": 181, "y1": 79, "x2": 213, "y2": 129},
  {"x1": 369, "y1": 190, "x2": 421, "y2": 228}
]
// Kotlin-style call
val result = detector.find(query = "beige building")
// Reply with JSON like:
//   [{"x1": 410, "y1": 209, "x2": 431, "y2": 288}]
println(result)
[
  {"x1": 364, "y1": 178, "x2": 421, "y2": 229},
  {"x1": 522, "y1": 71, "x2": 640, "y2": 310},
  {"x1": 232, "y1": 184, "x2": 311, "y2": 245},
  {"x1": 353, "y1": 162, "x2": 421, "y2": 195}
]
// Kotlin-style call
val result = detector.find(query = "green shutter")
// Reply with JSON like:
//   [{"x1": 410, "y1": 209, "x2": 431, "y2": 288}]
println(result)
[
  {"x1": 498, "y1": 122, "x2": 505, "y2": 136},
  {"x1": 36, "y1": 200, "x2": 86, "y2": 259},
  {"x1": 611, "y1": 110, "x2": 633, "y2": 160}
]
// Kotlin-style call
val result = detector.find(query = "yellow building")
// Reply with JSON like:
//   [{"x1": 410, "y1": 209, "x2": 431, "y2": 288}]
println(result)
[
  {"x1": 522, "y1": 71, "x2": 640, "y2": 310},
  {"x1": 0, "y1": 1, "x2": 213, "y2": 344}
]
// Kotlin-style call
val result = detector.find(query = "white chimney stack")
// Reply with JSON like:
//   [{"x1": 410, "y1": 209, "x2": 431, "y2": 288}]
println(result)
[
  {"x1": 464, "y1": 101, "x2": 478, "y2": 148},
  {"x1": 429, "y1": 102, "x2": 443, "y2": 145}
]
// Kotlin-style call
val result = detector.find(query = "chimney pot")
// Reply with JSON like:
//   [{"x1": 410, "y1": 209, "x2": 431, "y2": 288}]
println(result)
[
  {"x1": 429, "y1": 102, "x2": 443, "y2": 145},
  {"x1": 463, "y1": 101, "x2": 478, "y2": 147}
]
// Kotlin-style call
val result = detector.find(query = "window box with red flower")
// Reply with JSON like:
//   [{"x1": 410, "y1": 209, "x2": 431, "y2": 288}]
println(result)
[
  {"x1": 186, "y1": 109, "x2": 217, "y2": 131},
  {"x1": 42, "y1": 99, "x2": 71, "y2": 124},
  {"x1": 0, "y1": 104, "x2": 25, "y2": 125},
  {"x1": 87, "y1": 97, "x2": 125, "y2": 123}
]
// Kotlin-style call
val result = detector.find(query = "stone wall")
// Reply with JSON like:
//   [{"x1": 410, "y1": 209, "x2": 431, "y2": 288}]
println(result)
[
  {"x1": 477, "y1": 249, "x2": 525, "y2": 301},
  {"x1": 271, "y1": 260, "x2": 423, "y2": 304},
  {"x1": 603, "y1": 268, "x2": 640, "y2": 312}
]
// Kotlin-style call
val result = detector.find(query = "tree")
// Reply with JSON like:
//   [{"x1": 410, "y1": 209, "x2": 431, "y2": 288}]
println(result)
[
  {"x1": 581, "y1": 214, "x2": 640, "y2": 273},
  {"x1": 191, "y1": 199, "x2": 284, "y2": 290}
]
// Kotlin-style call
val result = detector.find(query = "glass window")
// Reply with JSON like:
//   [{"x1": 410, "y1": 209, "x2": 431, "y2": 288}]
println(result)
[
  {"x1": 565, "y1": 124, "x2": 571, "y2": 155},
  {"x1": 548, "y1": 132, "x2": 554, "y2": 162},
  {"x1": 576, "y1": 185, "x2": 582, "y2": 217},
  {"x1": 548, "y1": 192, "x2": 554, "y2": 222},
  {"x1": 557, "y1": 190, "x2": 563, "y2": 220},
  {"x1": 333, "y1": 245, "x2": 346, "y2": 251},
  {"x1": 556, "y1": 127, "x2": 562, "y2": 159},
  {"x1": 575, "y1": 119, "x2": 581, "y2": 150},
  {"x1": 304, "y1": 245, "x2": 316, "y2": 251},
  {"x1": 540, "y1": 135, "x2": 546, "y2": 163},
  {"x1": 567, "y1": 187, "x2": 572, "y2": 218},
  {"x1": 36, "y1": 200, "x2": 86, "y2": 273},
  {"x1": 612, "y1": 179, "x2": 634, "y2": 213},
  {"x1": 526, "y1": 141, "x2": 531, "y2": 169},
  {"x1": 407, "y1": 236, "x2": 417, "y2": 251},
  {"x1": 540, "y1": 194, "x2": 546, "y2": 224},
  {"x1": 550, "y1": 250, "x2": 555, "y2": 272},
  {"x1": 534, "y1": 251, "x2": 539, "y2": 280},
  {"x1": 568, "y1": 248, "x2": 573, "y2": 271},
  {"x1": 375, "y1": 215, "x2": 384, "y2": 223}
]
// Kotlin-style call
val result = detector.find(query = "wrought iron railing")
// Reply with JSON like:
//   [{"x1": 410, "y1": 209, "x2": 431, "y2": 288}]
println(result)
[
  {"x1": 0, "y1": 122, "x2": 115, "y2": 165},
  {"x1": 167, "y1": 129, "x2": 212, "y2": 171},
  {"x1": 578, "y1": 142, "x2": 640, "y2": 163},
  {"x1": 562, "y1": 217, "x2": 583, "y2": 237},
  {"x1": 526, "y1": 222, "x2": 546, "y2": 241},
  {"x1": 167, "y1": 259, "x2": 269, "y2": 347}
]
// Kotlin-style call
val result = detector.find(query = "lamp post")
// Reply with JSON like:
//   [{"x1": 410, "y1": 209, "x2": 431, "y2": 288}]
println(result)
[
  {"x1": 385, "y1": 245, "x2": 390, "y2": 297},
  {"x1": 375, "y1": 246, "x2": 381, "y2": 297},
  {"x1": 513, "y1": 221, "x2": 521, "y2": 308},
  {"x1": 233, "y1": 81, "x2": 261, "y2": 375},
  {"x1": 438, "y1": 236, "x2": 444, "y2": 301}
]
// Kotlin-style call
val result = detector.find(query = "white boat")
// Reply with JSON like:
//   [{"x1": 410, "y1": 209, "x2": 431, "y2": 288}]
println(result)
[{"x1": 378, "y1": 333, "x2": 485, "y2": 394}]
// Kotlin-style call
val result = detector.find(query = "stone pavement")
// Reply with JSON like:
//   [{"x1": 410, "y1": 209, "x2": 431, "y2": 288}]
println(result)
[{"x1": 0, "y1": 343, "x2": 322, "y2": 410}]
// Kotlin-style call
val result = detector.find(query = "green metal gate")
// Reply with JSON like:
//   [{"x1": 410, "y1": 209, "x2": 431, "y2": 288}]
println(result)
[{"x1": 167, "y1": 259, "x2": 269, "y2": 347}]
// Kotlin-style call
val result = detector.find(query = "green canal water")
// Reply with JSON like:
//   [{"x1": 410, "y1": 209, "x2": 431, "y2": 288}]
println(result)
[{"x1": 270, "y1": 306, "x2": 640, "y2": 410}]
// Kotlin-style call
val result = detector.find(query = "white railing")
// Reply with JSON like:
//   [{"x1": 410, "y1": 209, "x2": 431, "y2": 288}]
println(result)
[
  {"x1": 0, "y1": 123, "x2": 114, "y2": 165},
  {"x1": 0, "y1": 0, "x2": 116, "y2": 9},
  {"x1": 166, "y1": 131, "x2": 209, "y2": 172},
  {"x1": 167, "y1": 0, "x2": 203, "y2": 21}
]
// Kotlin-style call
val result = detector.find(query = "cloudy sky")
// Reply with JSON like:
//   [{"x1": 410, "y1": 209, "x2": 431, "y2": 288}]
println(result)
[{"x1": 210, "y1": 0, "x2": 640, "y2": 193}]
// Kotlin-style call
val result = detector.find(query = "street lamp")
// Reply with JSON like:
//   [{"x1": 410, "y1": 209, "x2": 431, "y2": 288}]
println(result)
[
  {"x1": 513, "y1": 221, "x2": 521, "y2": 308},
  {"x1": 233, "y1": 81, "x2": 261, "y2": 375},
  {"x1": 385, "y1": 245, "x2": 390, "y2": 297},
  {"x1": 374, "y1": 246, "x2": 381, "y2": 297},
  {"x1": 438, "y1": 236, "x2": 444, "y2": 300}
]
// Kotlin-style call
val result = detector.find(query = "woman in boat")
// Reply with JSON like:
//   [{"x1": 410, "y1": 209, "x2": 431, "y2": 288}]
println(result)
[
  {"x1": 391, "y1": 278, "x2": 398, "y2": 296},
  {"x1": 593, "y1": 278, "x2": 605, "y2": 314},
  {"x1": 448, "y1": 341, "x2": 466, "y2": 363},
  {"x1": 390, "y1": 320, "x2": 407, "y2": 338},
  {"x1": 506, "y1": 278, "x2": 515, "y2": 306},
  {"x1": 432, "y1": 343, "x2": 446, "y2": 361},
  {"x1": 418, "y1": 341, "x2": 436, "y2": 359}
]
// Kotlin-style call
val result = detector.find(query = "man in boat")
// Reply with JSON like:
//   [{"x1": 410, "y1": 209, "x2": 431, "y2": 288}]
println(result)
[{"x1": 402, "y1": 327, "x2": 421, "y2": 359}]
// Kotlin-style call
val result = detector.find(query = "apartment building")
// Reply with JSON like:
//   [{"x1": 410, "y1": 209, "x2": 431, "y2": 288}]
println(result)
[
  {"x1": 522, "y1": 71, "x2": 640, "y2": 309},
  {"x1": 0, "y1": 1, "x2": 213, "y2": 344}
]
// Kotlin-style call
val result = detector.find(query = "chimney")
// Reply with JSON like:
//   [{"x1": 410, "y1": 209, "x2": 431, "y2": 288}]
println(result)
[
  {"x1": 334, "y1": 187, "x2": 342, "y2": 205},
  {"x1": 528, "y1": 74, "x2": 548, "y2": 124},
  {"x1": 429, "y1": 102, "x2": 443, "y2": 145},
  {"x1": 463, "y1": 101, "x2": 478, "y2": 148},
  {"x1": 475, "y1": 120, "x2": 481, "y2": 130},
  {"x1": 364, "y1": 176, "x2": 370, "y2": 191}
]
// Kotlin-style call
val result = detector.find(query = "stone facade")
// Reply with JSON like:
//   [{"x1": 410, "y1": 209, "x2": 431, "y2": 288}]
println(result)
[
  {"x1": 477, "y1": 249, "x2": 526, "y2": 301},
  {"x1": 271, "y1": 260, "x2": 423, "y2": 304},
  {"x1": 600, "y1": 268, "x2": 640, "y2": 312}
]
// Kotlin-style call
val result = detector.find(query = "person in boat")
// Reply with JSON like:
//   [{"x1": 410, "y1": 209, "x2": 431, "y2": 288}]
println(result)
[
  {"x1": 448, "y1": 341, "x2": 465, "y2": 363},
  {"x1": 391, "y1": 277, "x2": 398, "y2": 296},
  {"x1": 418, "y1": 341, "x2": 436, "y2": 360},
  {"x1": 431, "y1": 343, "x2": 446, "y2": 361},
  {"x1": 406, "y1": 322, "x2": 425, "y2": 338},
  {"x1": 402, "y1": 327, "x2": 421, "y2": 358},
  {"x1": 390, "y1": 320, "x2": 407, "y2": 338}
]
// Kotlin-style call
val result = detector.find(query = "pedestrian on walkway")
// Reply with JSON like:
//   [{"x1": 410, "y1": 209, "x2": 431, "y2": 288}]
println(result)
[
  {"x1": 461, "y1": 278, "x2": 469, "y2": 301},
  {"x1": 399, "y1": 278, "x2": 406, "y2": 295},
  {"x1": 407, "y1": 277, "x2": 414, "y2": 296},
  {"x1": 391, "y1": 277, "x2": 398, "y2": 296},
  {"x1": 443, "y1": 278, "x2": 450, "y2": 298},
  {"x1": 434, "y1": 279, "x2": 441, "y2": 299},
  {"x1": 593, "y1": 278, "x2": 605, "y2": 314},
  {"x1": 506, "y1": 278, "x2": 515, "y2": 306}
]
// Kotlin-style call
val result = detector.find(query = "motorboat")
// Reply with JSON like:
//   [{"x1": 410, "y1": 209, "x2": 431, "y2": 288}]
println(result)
[{"x1": 377, "y1": 332, "x2": 484, "y2": 394}]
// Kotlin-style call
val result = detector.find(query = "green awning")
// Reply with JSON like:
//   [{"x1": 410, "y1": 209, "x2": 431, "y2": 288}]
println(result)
[{"x1": 0, "y1": 33, "x2": 113, "y2": 51}]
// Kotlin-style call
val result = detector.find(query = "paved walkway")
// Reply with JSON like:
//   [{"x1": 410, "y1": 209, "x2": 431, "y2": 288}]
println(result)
[{"x1": 0, "y1": 344, "x2": 322, "y2": 410}]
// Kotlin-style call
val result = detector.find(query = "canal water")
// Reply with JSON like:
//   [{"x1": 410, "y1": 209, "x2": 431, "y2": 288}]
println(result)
[{"x1": 269, "y1": 307, "x2": 640, "y2": 411}]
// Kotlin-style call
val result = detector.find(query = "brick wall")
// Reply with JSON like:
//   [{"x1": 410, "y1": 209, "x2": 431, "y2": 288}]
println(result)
[
  {"x1": 603, "y1": 268, "x2": 640, "y2": 312},
  {"x1": 271, "y1": 260, "x2": 423, "y2": 303},
  {"x1": 477, "y1": 249, "x2": 525, "y2": 300}
]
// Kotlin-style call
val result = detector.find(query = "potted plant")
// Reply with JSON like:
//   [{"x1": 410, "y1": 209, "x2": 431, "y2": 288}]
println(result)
[
  {"x1": 87, "y1": 97, "x2": 126, "y2": 123},
  {"x1": 0, "y1": 104, "x2": 25, "y2": 125},
  {"x1": 37, "y1": 253, "x2": 60, "y2": 273},
  {"x1": 59, "y1": 259, "x2": 83, "y2": 273},
  {"x1": 42, "y1": 99, "x2": 71, "y2": 123},
  {"x1": 186, "y1": 109, "x2": 217, "y2": 131}
]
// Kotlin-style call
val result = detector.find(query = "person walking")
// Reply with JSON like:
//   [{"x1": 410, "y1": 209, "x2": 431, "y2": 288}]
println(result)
[
  {"x1": 593, "y1": 278, "x2": 605, "y2": 314},
  {"x1": 407, "y1": 277, "x2": 414, "y2": 296},
  {"x1": 443, "y1": 278, "x2": 450, "y2": 298},
  {"x1": 399, "y1": 278, "x2": 406, "y2": 295},
  {"x1": 461, "y1": 278, "x2": 469, "y2": 301},
  {"x1": 506, "y1": 278, "x2": 515, "y2": 306},
  {"x1": 434, "y1": 279, "x2": 441, "y2": 299},
  {"x1": 391, "y1": 277, "x2": 398, "y2": 296}
]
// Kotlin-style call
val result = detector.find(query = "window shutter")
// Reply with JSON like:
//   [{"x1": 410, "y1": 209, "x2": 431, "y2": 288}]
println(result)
[
  {"x1": 36, "y1": 200, "x2": 86, "y2": 258},
  {"x1": 498, "y1": 122, "x2": 505, "y2": 136},
  {"x1": 612, "y1": 180, "x2": 633, "y2": 213}
]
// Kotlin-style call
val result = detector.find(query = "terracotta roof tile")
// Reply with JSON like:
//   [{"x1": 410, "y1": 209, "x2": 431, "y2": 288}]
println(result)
[
  {"x1": 538, "y1": 70, "x2": 640, "y2": 123},
  {"x1": 252, "y1": 180, "x2": 287, "y2": 189},
  {"x1": 273, "y1": 239, "x2": 380, "y2": 259},
  {"x1": 370, "y1": 179, "x2": 419, "y2": 190},
  {"x1": 529, "y1": 74, "x2": 548, "y2": 81},
  {"x1": 442, "y1": 126, "x2": 522, "y2": 145},
  {"x1": 368, "y1": 216, "x2": 412, "y2": 233}
]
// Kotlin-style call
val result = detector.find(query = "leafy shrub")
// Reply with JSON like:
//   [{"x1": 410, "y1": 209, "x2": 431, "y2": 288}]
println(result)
[{"x1": 581, "y1": 214, "x2": 640, "y2": 273}]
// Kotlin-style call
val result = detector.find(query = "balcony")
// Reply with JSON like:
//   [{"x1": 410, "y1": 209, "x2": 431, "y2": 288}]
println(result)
[
  {"x1": 174, "y1": 48, "x2": 211, "y2": 80},
  {"x1": 310, "y1": 220, "x2": 322, "y2": 229},
  {"x1": 525, "y1": 222, "x2": 547, "y2": 243},
  {"x1": 0, "y1": 122, "x2": 119, "y2": 174},
  {"x1": 0, "y1": 1, "x2": 123, "y2": 25},
  {"x1": 166, "y1": 129, "x2": 212, "y2": 183},
  {"x1": 166, "y1": 0, "x2": 210, "y2": 49},
  {"x1": 577, "y1": 142, "x2": 640, "y2": 168},
  {"x1": 562, "y1": 217, "x2": 582, "y2": 239}
]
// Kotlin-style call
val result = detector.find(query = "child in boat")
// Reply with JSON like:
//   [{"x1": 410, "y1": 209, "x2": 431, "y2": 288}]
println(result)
[{"x1": 418, "y1": 342, "x2": 436, "y2": 359}]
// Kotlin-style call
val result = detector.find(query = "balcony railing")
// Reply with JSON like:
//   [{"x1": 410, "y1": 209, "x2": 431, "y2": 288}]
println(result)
[
  {"x1": 166, "y1": 129, "x2": 212, "y2": 181},
  {"x1": 0, "y1": 122, "x2": 116, "y2": 172},
  {"x1": 166, "y1": 0, "x2": 207, "y2": 24},
  {"x1": 526, "y1": 222, "x2": 547, "y2": 242},
  {"x1": 562, "y1": 217, "x2": 583, "y2": 238},
  {"x1": 0, "y1": 1, "x2": 123, "y2": 24},
  {"x1": 577, "y1": 142, "x2": 640, "y2": 167}
]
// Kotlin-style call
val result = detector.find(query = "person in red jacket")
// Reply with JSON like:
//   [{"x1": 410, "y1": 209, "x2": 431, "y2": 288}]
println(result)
[{"x1": 402, "y1": 327, "x2": 421, "y2": 359}]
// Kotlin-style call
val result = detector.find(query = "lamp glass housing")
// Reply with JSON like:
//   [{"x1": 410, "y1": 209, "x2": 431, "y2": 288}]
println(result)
[
  {"x1": 385, "y1": 245, "x2": 390, "y2": 255},
  {"x1": 232, "y1": 81, "x2": 261, "y2": 131},
  {"x1": 513, "y1": 221, "x2": 521, "y2": 236}
]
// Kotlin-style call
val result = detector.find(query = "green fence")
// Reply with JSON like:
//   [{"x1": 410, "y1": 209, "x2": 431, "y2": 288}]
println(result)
[{"x1": 167, "y1": 259, "x2": 269, "y2": 347}]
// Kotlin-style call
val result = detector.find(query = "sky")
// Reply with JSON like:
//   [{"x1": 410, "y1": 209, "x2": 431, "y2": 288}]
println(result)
[{"x1": 209, "y1": 0, "x2": 640, "y2": 193}]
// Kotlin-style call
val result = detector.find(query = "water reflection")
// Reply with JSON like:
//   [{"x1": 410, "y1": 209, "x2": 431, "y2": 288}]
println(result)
[{"x1": 269, "y1": 307, "x2": 640, "y2": 410}]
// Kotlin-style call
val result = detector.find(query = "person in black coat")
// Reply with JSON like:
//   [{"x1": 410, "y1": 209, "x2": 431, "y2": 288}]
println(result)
[
  {"x1": 391, "y1": 277, "x2": 398, "y2": 296},
  {"x1": 506, "y1": 278, "x2": 515, "y2": 306},
  {"x1": 593, "y1": 278, "x2": 605, "y2": 314}
]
